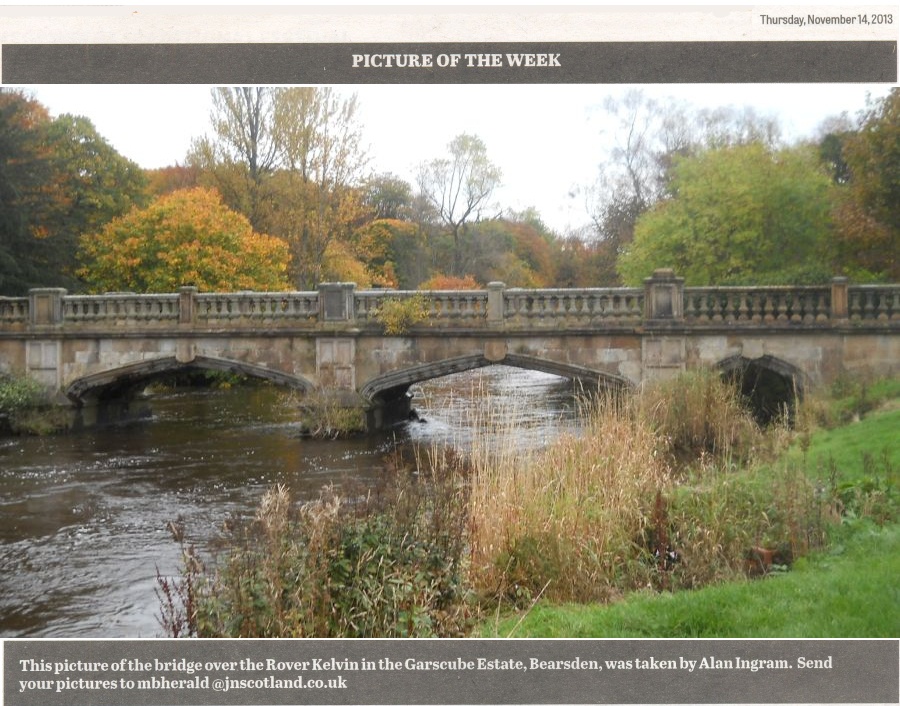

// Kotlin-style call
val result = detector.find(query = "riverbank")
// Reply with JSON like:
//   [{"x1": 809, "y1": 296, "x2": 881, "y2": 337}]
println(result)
[
  {"x1": 162, "y1": 371, "x2": 898, "y2": 638},
  {"x1": 479, "y1": 377, "x2": 900, "y2": 637}
]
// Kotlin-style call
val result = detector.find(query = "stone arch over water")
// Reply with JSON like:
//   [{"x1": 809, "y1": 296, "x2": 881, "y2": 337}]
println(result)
[
  {"x1": 360, "y1": 353, "x2": 631, "y2": 407},
  {"x1": 717, "y1": 354, "x2": 804, "y2": 425},
  {"x1": 65, "y1": 355, "x2": 314, "y2": 405}
]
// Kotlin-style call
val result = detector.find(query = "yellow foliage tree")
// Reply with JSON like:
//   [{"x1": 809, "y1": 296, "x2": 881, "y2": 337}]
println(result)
[{"x1": 78, "y1": 187, "x2": 290, "y2": 293}]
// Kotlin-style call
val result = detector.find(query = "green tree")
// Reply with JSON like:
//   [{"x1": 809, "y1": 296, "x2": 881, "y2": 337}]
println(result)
[
  {"x1": 0, "y1": 90, "x2": 54, "y2": 293},
  {"x1": 583, "y1": 91, "x2": 783, "y2": 285},
  {"x1": 416, "y1": 133, "x2": 502, "y2": 275},
  {"x1": 618, "y1": 143, "x2": 834, "y2": 285},
  {"x1": 78, "y1": 187, "x2": 290, "y2": 293},
  {"x1": 363, "y1": 173, "x2": 414, "y2": 221},
  {"x1": 0, "y1": 90, "x2": 146, "y2": 294},
  {"x1": 45, "y1": 114, "x2": 147, "y2": 254}
]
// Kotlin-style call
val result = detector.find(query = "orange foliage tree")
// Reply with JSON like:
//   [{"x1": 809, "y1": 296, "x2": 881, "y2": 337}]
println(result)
[
  {"x1": 78, "y1": 187, "x2": 290, "y2": 293},
  {"x1": 417, "y1": 274, "x2": 480, "y2": 290}
]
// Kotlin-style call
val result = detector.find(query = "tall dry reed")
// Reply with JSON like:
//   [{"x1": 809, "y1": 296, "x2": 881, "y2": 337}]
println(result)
[{"x1": 467, "y1": 392, "x2": 671, "y2": 603}]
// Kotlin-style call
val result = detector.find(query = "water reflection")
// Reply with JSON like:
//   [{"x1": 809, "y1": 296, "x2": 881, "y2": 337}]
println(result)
[{"x1": 0, "y1": 366, "x2": 576, "y2": 637}]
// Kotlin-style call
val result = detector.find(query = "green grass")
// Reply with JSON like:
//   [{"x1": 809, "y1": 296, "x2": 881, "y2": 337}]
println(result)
[
  {"x1": 793, "y1": 407, "x2": 900, "y2": 481},
  {"x1": 478, "y1": 387, "x2": 899, "y2": 638},
  {"x1": 481, "y1": 522, "x2": 900, "y2": 638}
]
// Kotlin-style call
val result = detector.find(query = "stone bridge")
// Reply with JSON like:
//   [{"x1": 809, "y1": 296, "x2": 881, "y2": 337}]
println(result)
[{"x1": 1, "y1": 270, "x2": 897, "y2": 427}]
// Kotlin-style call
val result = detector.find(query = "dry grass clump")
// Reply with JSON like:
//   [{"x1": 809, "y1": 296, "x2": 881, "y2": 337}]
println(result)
[
  {"x1": 466, "y1": 372, "x2": 826, "y2": 605},
  {"x1": 636, "y1": 369, "x2": 764, "y2": 468},
  {"x1": 468, "y1": 393, "x2": 670, "y2": 604}
]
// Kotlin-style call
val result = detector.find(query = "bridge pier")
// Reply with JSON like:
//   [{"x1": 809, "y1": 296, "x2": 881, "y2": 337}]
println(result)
[{"x1": 366, "y1": 391, "x2": 414, "y2": 431}]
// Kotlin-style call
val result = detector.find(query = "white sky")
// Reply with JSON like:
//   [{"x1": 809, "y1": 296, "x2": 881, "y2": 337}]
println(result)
[{"x1": 24, "y1": 83, "x2": 894, "y2": 234}]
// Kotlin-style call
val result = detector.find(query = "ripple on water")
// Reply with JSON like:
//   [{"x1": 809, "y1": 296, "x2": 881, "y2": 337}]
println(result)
[{"x1": 1, "y1": 369, "x2": 580, "y2": 637}]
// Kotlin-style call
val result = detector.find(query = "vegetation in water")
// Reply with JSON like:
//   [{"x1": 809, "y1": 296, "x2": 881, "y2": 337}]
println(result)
[
  {"x1": 0, "y1": 373, "x2": 70, "y2": 435},
  {"x1": 160, "y1": 371, "x2": 898, "y2": 638},
  {"x1": 295, "y1": 390, "x2": 368, "y2": 439}
]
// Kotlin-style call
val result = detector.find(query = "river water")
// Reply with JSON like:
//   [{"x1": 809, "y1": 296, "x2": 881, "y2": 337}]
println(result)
[{"x1": 0, "y1": 367, "x2": 578, "y2": 637}]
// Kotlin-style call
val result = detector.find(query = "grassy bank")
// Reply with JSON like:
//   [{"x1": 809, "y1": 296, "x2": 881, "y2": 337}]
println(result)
[
  {"x1": 480, "y1": 380, "x2": 899, "y2": 638},
  {"x1": 481, "y1": 522, "x2": 900, "y2": 637}
]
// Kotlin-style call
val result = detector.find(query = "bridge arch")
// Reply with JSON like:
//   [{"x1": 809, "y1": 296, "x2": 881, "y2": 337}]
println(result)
[
  {"x1": 359, "y1": 353, "x2": 631, "y2": 404},
  {"x1": 65, "y1": 355, "x2": 314, "y2": 405},
  {"x1": 716, "y1": 354, "x2": 805, "y2": 425}
]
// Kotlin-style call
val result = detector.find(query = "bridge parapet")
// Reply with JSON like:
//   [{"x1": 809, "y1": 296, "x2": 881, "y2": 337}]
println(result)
[
  {"x1": 683, "y1": 286, "x2": 833, "y2": 324},
  {"x1": 848, "y1": 284, "x2": 900, "y2": 322},
  {"x1": 355, "y1": 289, "x2": 489, "y2": 324},
  {"x1": 63, "y1": 292, "x2": 181, "y2": 325},
  {"x1": 1, "y1": 275, "x2": 899, "y2": 334},
  {"x1": 504, "y1": 287, "x2": 644, "y2": 325},
  {"x1": 195, "y1": 290, "x2": 319, "y2": 325},
  {"x1": 0, "y1": 297, "x2": 29, "y2": 328}
]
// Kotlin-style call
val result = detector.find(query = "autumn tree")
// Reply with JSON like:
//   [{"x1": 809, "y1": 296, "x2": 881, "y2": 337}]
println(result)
[
  {"x1": 145, "y1": 164, "x2": 201, "y2": 197},
  {"x1": 618, "y1": 142, "x2": 834, "y2": 285},
  {"x1": 363, "y1": 173, "x2": 414, "y2": 221},
  {"x1": 45, "y1": 114, "x2": 148, "y2": 241},
  {"x1": 832, "y1": 89, "x2": 900, "y2": 281},
  {"x1": 417, "y1": 133, "x2": 502, "y2": 275},
  {"x1": 78, "y1": 187, "x2": 290, "y2": 293},
  {"x1": 188, "y1": 88, "x2": 281, "y2": 230},
  {"x1": 0, "y1": 90, "x2": 53, "y2": 293},
  {"x1": 189, "y1": 87, "x2": 370, "y2": 289}
]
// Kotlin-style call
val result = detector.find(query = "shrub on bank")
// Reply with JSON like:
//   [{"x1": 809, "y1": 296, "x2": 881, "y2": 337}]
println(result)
[
  {"x1": 0, "y1": 374, "x2": 68, "y2": 434},
  {"x1": 159, "y1": 453, "x2": 474, "y2": 638}
]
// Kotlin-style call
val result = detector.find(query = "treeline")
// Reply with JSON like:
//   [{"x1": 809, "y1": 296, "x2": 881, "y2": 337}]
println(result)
[{"x1": 1, "y1": 86, "x2": 897, "y2": 296}]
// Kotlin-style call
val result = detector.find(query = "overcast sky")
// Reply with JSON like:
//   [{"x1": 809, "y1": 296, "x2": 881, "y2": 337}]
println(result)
[{"x1": 25, "y1": 83, "x2": 893, "y2": 235}]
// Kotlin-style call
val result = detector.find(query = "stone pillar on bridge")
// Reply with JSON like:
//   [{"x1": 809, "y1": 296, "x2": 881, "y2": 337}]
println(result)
[
  {"x1": 487, "y1": 282, "x2": 506, "y2": 325},
  {"x1": 179, "y1": 286, "x2": 197, "y2": 325},
  {"x1": 318, "y1": 282, "x2": 357, "y2": 322},
  {"x1": 831, "y1": 277, "x2": 849, "y2": 321},
  {"x1": 28, "y1": 288, "x2": 66, "y2": 326},
  {"x1": 644, "y1": 269, "x2": 684, "y2": 322},
  {"x1": 26, "y1": 289, "x2": 66, "y2": 395}
]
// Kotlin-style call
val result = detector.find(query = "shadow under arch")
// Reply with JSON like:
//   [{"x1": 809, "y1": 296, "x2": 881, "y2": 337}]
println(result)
[
  {"x1": 359, "y1": 352, "x2": 631, "y2": 405},
  {"x1": 716, "y1": 354, "x2": 805, "y2": 425},
  {"x1": 65, "y1": 355, "x2": 314, "y2": 405}
]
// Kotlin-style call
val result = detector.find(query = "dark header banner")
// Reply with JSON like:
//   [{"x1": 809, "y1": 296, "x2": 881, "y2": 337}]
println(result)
[
  {"x1": 5, "y1": 638, "x2": 899, "y2": 705},
  {"x1": 2, "y1": 41, "x2": 896, "y2": 84}
]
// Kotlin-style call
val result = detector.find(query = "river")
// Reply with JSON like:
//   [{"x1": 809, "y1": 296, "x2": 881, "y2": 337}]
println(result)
[{"x1": 0, "y1": 366, "x2": 578, "y2": 637}]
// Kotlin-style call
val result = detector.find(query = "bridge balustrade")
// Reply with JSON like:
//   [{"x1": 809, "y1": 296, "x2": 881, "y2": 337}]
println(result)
[
  {"x1": 849, "y1": 285, "x2": 900, "y2": 322},
  {"x1": 2, "y1": 276, "x2": 899, "y2": 332},
  {"x1": 0, "y1": 297, "x2": 29, "y2": 326},
  {"x1": 195, "y1": 291, "x2": 319, "y2": 323},
  {"x1": 63, "y1": 293, "x2": 181, "y2": 324},
  {"x1": 355, "y1": 290, "x2": 489, "y2": 323},
  {"x1": 683, "y1": 287, "x2": 832, "y2": 324},
  {"x1": 504, "y1": 288, "x2": 644, "y2": 324}
]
